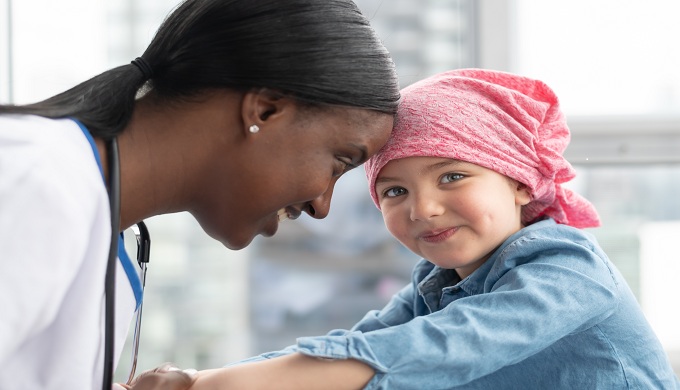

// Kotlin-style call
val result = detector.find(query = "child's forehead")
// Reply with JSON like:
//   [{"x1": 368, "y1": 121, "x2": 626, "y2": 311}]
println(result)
[
  {"x1": 383, "y1": 155, "x2": 464, "y2": 166},
  {"x1": 378, "y1": 156, "x2": 477, "y2": 176}
]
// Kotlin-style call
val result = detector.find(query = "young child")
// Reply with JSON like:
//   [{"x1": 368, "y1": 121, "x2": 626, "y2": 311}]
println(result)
[{"x1": 167, "y1": 69, "x2": 680, "y2": 389}]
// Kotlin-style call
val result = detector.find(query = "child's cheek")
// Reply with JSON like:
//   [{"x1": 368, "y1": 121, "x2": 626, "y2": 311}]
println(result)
[{"x1": 382, "y1": 208, "x2": 409, "y2": 243}]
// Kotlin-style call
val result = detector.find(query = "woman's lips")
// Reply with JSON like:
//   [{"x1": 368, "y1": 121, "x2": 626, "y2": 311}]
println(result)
[
  {"x1": 262, "y1": 209, "x2": 289, "y2": 238},
  {"x1": 262, "y1": 208, "x2": 302, "y2": 238},
  {"x1": 418, "y1": 227, "x2": 458, "y2": 243},
  {"x1": 277, "y1": 208, "x2": 290, "y2": 222},
  {"x1": 277, "y1": 207, "x2": 301, "y2": 223}
]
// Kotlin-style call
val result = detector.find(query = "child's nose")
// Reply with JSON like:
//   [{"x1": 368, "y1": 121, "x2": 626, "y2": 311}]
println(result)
[{"x1": 409, "y1": 192, "x2": 445, "y2": 221}]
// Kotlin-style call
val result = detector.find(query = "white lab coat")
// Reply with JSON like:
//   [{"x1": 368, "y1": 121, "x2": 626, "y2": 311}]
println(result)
[{"x1": 0, "y1": 115, "x2": 139, "y2": 389}]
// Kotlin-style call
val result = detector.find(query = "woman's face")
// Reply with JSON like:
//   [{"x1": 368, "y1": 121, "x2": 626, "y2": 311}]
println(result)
[{"x1": 195, "y1": 105, "x2": 393, "y2": 250}]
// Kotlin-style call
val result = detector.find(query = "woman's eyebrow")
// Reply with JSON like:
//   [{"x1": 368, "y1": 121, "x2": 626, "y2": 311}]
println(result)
[{"x1": 351, "y1": 143, "x2": 368, "y2": 164}]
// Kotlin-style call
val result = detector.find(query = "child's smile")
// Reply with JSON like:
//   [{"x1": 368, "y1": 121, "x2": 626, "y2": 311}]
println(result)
[
  {"x1": 417, "y1": 226, "x2": 459, "y2": 243},
  {"x1": 375, "y1": 156, "x2": 531, "y2": 278}
]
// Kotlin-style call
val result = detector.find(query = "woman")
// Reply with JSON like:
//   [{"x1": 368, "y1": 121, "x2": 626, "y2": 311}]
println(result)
[{"x1": 0, "y1": 0, "x2": 400, "y2": 389}]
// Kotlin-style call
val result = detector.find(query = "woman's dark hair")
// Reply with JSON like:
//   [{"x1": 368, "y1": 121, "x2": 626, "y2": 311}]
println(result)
[{"x1": 0, "y1": 0, "x2": 400, "y2": 139}]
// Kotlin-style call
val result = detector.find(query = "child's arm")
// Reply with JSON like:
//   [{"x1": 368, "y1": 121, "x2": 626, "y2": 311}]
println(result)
[
  {"x1": 205, "y1": 235, "x2": 618, "y2": 389},
  {"x1": 191, "y1": 353, "x2": 374, "y2": 390}
]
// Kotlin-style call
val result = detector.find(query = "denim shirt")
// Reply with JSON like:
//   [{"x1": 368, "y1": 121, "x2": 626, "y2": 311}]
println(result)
[{"x1": 248, "y1": 219, "x2": 680, "y2": 389}]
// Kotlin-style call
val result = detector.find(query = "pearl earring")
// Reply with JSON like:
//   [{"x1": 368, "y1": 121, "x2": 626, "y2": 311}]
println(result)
[{"x1": 248, "y1": 124, "x2": 260, "y2": 134}]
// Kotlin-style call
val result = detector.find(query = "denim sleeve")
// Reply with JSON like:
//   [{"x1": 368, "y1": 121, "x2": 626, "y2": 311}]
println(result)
[{"x1": 294, "y1": 237, "x2": 620, "y2": 389}]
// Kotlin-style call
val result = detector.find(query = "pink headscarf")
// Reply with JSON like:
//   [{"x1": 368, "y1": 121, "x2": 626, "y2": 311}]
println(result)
[{"x1": 365, "y1": 68, "x2": 600, "y2": 229}]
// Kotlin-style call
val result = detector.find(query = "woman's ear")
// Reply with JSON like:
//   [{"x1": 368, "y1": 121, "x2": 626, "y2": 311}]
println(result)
[{"x1": 240, "y1": 89, "x2": 294, "y2": 135}]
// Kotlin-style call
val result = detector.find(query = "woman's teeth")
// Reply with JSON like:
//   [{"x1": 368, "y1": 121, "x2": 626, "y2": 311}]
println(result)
[{"x1": 277, "y1": 209, "x2": 290, "y2": 222}]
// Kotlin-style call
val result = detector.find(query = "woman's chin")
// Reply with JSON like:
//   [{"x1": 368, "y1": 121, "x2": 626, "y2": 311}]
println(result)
[
  {"x1": 217, "y1": 234, "x2": 254, "y2": 251},
  {"x1": 196, "y1": 212, "x2": 280, "y2": 251},
  {"x1": 220, "y1": 223, "x2": 279, "y2": 250},
  {"x1": 202, "y1": 224, "x2": 256, "y2": 251}
]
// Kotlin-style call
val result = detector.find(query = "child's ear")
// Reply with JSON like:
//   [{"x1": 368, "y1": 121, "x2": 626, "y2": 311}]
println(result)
[{"x1": 514, "y1": 182, "x2": 532, "y2": 206}]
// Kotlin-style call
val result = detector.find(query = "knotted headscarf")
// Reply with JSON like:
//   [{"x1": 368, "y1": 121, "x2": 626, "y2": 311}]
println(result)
[{"x1": 365, "y1": 68, "x2": 600, "y2": 228}]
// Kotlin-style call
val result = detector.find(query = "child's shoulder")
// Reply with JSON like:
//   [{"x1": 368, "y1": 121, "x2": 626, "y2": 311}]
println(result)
[
  {"x1": 491, "y1": 218, "x2": 611, "y2": 276},
  {"x1": 512, "y1": 218, "x2": 601, "y2": 250}
]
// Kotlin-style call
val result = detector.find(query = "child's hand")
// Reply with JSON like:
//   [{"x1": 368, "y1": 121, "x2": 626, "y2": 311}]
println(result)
[{"x1": 113, "y1": 363, "x2": 197, "y2": 390}]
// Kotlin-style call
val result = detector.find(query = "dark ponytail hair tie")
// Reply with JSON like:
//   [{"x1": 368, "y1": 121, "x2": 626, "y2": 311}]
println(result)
[{"x1": 131, "y1": 57, "x2": 154, "y2": 80}]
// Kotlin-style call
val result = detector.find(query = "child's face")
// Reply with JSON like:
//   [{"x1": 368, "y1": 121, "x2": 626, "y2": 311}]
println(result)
[{"x1": 375, "y1": 156, "x2": 531, "y2": 278}]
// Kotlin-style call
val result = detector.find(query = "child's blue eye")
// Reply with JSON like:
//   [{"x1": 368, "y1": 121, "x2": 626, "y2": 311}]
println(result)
[
  {"x1": 441, "y1": 173, "x2": 464, "y2": 184},
  {"x1": 384, "y1": 187, "x2": 407, "y2": 198}
]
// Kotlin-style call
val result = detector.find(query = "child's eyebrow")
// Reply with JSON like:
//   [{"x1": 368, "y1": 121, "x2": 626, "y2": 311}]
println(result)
[
  {"x1": 425, "y1": 159, "x2": 464, "y2": 173},
  {"x1": 375, "y1": 176, "x2": 398, "y2": 185}
]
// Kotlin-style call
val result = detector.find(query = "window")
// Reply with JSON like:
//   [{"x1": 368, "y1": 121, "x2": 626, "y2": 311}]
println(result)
[{"x1": 510, "y1": 0, "x2": 680, "y2": 373}]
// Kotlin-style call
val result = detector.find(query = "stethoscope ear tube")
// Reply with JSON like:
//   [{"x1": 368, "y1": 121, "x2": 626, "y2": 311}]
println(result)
[{"x1": 102, "y1": 137, "x2": 121, "y2": 390}]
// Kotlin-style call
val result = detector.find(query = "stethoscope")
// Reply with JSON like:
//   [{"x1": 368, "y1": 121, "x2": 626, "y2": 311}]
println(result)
[{"x1": 102, "y1": 137, "x2": 150, "y2": 390}]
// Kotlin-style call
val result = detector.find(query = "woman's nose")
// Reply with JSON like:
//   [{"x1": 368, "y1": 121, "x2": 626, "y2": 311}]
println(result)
[
  {"x1": 409, "y1": 192, "x2": 445, "y2": 221},
  {"x1": 304, "y1": 178, "x2": 337, "y2": 220}
]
